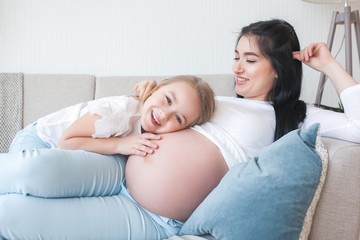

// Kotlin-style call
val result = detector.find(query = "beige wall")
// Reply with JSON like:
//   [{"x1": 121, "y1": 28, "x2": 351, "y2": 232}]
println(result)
[{"x1": 0, "y1": 0, "x2": 359, "y2": 107}]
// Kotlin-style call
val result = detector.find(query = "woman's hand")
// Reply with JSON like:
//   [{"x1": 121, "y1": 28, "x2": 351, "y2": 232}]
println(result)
[
  {"x1": 133, "y1": 79, "x2": 157, "y2": 100},
  {"x1": 293, "y1": 42, "x2": 358, "y2": 95},
  {"x1": 115, "y1": 133, "x2": 162, "y2": 157},
  {"x1": 292, "y1": 42, "x2": 334, "y2": 73}
]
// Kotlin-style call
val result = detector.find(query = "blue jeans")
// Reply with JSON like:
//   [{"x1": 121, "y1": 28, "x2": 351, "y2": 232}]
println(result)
[
  {"x1": 8, "y1": 122, "x2": 51, "y2": 152},
  {"x1": 0, "y1": 125, "x2": 173, "y2": 239}
]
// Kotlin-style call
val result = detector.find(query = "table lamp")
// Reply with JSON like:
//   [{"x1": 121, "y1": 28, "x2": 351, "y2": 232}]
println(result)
[{"x1": 302, "y1": 0, "x2": 360, "y2": 106}]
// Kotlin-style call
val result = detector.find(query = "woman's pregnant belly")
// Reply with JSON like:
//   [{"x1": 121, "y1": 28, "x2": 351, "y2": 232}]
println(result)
[{"x1": 125, "y1": 128, "x2": 228, "y2": 222}]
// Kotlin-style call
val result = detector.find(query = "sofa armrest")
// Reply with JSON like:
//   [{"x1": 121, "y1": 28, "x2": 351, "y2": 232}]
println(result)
[{"x1": 309, "y1": 137, "x2": 360, "y2": 240}]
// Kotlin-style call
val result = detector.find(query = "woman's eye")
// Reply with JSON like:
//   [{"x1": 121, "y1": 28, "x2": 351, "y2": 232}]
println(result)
[
  {"x1": 176, "y1": 115, "x2": 182, "y2": 124},
  {"x1": 166, "y1": 96, "x2": 172, "y2": 105},
  {"x1": 247, "y1": 59, "x2": 256, "y2": 63},
  {"x1": 233, "y1": 57, "x2": 240, "y2": 61}
]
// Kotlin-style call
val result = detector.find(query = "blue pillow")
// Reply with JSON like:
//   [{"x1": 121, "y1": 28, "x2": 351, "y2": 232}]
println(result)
[{"x1": 179, "y1": 123, "x2": 328, "y2": 240}]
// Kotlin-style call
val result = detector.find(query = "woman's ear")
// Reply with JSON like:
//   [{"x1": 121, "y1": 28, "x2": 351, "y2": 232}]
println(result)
[{"x1": 274, "y1": 72, "x2": 278, "y2": 79}]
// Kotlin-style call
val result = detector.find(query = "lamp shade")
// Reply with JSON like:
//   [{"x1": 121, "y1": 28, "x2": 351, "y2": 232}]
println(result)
[{"x1": 302, "y1": 0, "x2": 359, "y2": 3}]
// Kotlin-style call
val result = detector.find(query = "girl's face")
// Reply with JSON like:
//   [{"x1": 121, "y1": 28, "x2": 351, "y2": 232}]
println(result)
[
  {"x1": 232, "y1": 36, "x2": 278, "y2": 101},
  {"x1": 141, "y1": 81, "x2": 201, "y2": 133}
]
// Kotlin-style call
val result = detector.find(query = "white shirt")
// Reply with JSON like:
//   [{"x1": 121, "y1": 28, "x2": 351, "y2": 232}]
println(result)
[
  {"x1": 37, "y1": 96, "x2": 142, "y2": 148},
  {"x1": 192, "y1": 84, "x2": 360, "y2": 168}
]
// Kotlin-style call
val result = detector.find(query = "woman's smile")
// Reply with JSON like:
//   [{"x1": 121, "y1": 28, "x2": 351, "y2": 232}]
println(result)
[{"x1": 235, "y1": 76, "x2": 249, "y2": 85}]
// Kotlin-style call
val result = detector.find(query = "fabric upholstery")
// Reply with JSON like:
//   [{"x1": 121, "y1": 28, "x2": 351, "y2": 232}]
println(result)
[
  {"x1": 23, "y1": 74, "x2": 95, "y2": 126},
  {"x1": 95, "y1": 76, "x2": 168, "y2": 99},
  {"x1": 309, "y1": 138, "x2": 360, "y2": 240},
  {"x1": 0, "y1": 73, "x2": 23, "y2": 153}
]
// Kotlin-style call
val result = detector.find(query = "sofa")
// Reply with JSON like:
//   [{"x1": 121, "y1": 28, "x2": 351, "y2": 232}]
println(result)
[{"x1": 0, "y1": 73, "x2": 360, "y2": 240}]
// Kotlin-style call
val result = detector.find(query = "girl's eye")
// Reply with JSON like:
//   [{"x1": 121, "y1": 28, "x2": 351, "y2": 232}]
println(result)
[
  {"x1": 247, "y1": 59, "x2": 256, "y2": 63},
  {"x1": 176, "y1": 115, "x2": 182, "y2": 124},
  {"x1": 166, "y1": 96, "x2": 172, "y2": 105},
  {"x1": 233, "y1": 57, "x2": 240, "y2": 61}
]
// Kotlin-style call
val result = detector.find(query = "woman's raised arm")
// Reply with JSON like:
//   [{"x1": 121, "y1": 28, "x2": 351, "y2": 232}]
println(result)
[
  {"x1": 294, "y1": 42, "x2": 360, "y2": 142},
  {"x1": 293, "y1": 42, "x2": 358, "y2": 95}
]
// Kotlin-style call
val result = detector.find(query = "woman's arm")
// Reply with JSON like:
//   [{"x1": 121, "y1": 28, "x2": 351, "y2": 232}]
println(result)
[
  {"x1": 57, "y1": 112, "x2": 161, "y2": 156},
  {"x1": 294, "y1": 42, "x2": 360, "y2": 142},
  {"x1": 302, "y1": 95, "x2": 360, "y2": 143},
  {"x1": 293, "y1": 42, "x2": 358, "y2": 95}
]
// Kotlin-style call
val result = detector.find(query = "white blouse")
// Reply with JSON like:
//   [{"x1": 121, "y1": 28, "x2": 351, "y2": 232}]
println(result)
[
  {"x1": 192, "y1": 84, "x2": 360, "y2": 168},
  {"x1": 37, "y1": 96, "x2": 142, "y2": 148}
]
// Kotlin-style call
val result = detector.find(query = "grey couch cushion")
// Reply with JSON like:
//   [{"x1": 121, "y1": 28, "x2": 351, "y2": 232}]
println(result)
[
  {"x1": 197, "y1": 74, "x2": 236, "y2": 97},
  {"x1": 95, "y1": 76, "x2": 171, "y2": 99},
  {"x1": 23, "y1": 74, "x2": 95, "y2": 126},
  {"x1": 309, "y1": 137, "x2": 360, "y2": 240}
]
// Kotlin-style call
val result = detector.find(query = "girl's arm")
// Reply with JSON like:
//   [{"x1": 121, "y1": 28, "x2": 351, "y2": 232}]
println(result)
[
  {"x1": 293, "y1": 42, "x2": 358, "y2": 95},
  {"x1": 57, "y1": 112, "x2": 161, "y2": 156}
]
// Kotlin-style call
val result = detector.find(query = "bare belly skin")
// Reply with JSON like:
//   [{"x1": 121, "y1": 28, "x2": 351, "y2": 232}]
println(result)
[{"x1": 125, "y1": 128, "x2": 228, "y2": 222}]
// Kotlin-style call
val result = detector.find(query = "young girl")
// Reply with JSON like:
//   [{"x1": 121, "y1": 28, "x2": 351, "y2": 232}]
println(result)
[{"x1": 9, "y1": 75, "x2": 215, "y2": 157}]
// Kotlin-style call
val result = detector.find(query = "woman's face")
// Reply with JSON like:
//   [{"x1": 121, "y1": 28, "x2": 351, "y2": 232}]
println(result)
[{"x1": 232, "y1": 36, "x2": 278, "y2": 101}]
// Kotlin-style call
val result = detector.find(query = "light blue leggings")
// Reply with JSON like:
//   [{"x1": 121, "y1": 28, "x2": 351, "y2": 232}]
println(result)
[{"x1": 0, "y1": 124, "x2": 169, "y2": 239}]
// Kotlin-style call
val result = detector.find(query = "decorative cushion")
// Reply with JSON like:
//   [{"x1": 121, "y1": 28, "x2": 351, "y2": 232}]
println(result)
[{"x1": 179, "y1": 123, "x2": 328, "y2": 240}]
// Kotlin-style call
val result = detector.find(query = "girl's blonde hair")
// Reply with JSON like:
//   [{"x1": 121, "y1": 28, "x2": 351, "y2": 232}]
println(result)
[{"x1": 144, "y1": 75, "x2": 216, "y2": 126}]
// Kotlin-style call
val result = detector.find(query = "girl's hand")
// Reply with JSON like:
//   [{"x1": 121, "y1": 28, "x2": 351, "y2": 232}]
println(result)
[
  {"x1": 293, "y1": 42, "x2": 335, "y2": 74},
  {"x1": 116, "y1": 133, "x2": 162, "y2": 157},
  {"x1": 133, "y1": 79, "x2": 157, "y2": 100}
]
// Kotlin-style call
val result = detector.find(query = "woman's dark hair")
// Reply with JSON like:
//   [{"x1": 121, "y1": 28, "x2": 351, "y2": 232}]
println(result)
[{"x1": 236, "y1": 19, "x2": 306, "y2": 141}]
